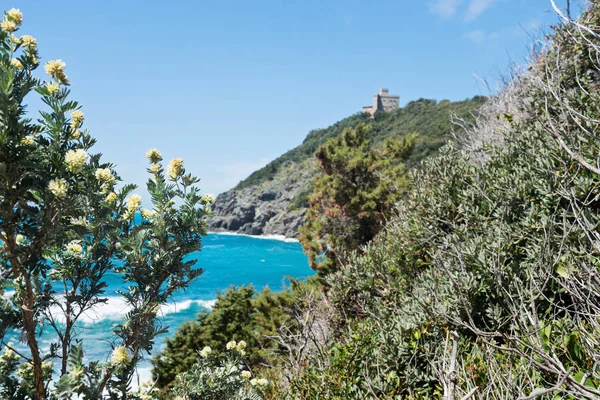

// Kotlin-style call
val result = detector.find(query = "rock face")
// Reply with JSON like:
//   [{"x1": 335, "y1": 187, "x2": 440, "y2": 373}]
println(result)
[{"x1": 207, "y1": 160, "x2": 316, "y2": 238}]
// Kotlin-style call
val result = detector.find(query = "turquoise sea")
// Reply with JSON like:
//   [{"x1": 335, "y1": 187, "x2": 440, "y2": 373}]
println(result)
[{"x1": 5, "y1": 233, "x2": 313, "y2": 382}]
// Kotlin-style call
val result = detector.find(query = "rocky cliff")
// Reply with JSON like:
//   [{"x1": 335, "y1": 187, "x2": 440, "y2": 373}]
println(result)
[
  {"x1": 207, "y1": 160, "x2": 316, "y2": 238},
  {"x1": 207, "y1": 97, "x2": 487, "y2": 238}
]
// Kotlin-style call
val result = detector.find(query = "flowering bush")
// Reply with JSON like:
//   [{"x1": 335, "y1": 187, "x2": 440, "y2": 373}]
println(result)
[
  {"x1": 0, "y1": 7, "x2": 210, "y2": 399},
  {"x1": 171, "y1": 340, "x2": 267, "y2": 400}
]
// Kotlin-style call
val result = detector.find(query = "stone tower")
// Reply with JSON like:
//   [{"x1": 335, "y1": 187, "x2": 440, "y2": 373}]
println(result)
[{"x1": 362, "y1": 88, "x2": 400, "y2": 117}]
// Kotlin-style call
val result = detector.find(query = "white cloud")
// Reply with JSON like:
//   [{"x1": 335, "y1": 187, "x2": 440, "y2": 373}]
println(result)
[
  {"x1": 429, "y1": 0, "x2": 465, "y2": 19},
  {"x1": 464, "y1": 24, "x2": 528, "y2": 45},
  {"x1": 464, "y1": 29, "x2": 487, "y2": 43},
  {"x1": 465, "y1": 0, "x2": 500, "y2": 21}
]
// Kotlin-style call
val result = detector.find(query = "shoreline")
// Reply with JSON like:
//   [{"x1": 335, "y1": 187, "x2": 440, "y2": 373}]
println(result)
[{"x1": 207, "y1": 230, "x2": 300, "y2": 243}]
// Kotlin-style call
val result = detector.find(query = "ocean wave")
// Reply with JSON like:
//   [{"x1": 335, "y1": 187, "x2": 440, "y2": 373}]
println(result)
[
  {"x1": 208, "y1": 231, "x2": 299, "y2": 243},
  {"x1": 43, "y1": 296, "x2": 216, "y2": 325}
]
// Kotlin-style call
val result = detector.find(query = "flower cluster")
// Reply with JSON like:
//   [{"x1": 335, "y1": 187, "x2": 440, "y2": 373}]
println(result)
[
  {"x1": 241, "y1": 370, "x2": 252, "y2": 379},
  {"x1": 44, "y1": 59, "x2": 68, "y2": 85},
  {"x1": 20, "y1": 34, "x2": 36, "y2": 48},
  {"x1": 199, "y1": 346, "x2": 212, "y2": 358},
  {"x1": 65, "y1": 149, "x2": 88, "y2": 173},
  {"x1": 167, "y1": 158, "x2": 185, "y2": 180},
  {"x1": 146, "y1": 148, "x2": 162, "y2": 164},
  {"x1": 66, "y1": 241, "x2": 83, "y2": 256},
  {"x1": 141, "y1": 208, "x2": 156, "y2": 220},
  {"x1": 20, "y1": 135, "x2": 35, "y2": 146},
  {"x1": 48, "y1": 179, "x2": 68, "y2": 199},
  {"x1": 105, "y1": 192, "x2": 118, "y2": 204},
  {"x1": 148, "y1": 163, "x2": 161, "y2": 174},
  {"x1": 6, "y1": 8, "x2": 22, "y2": 24},
  {"x1": 95, "y1": 168, "x2": 116, "y2": 190},
  {"x1": 1, "y1": 8, "x2": 21, "y2": 32},
  {"x1": 0, "y1": 19, "x2": 16, "y2": 32},
  {"x1": 111, "y1": 346, "x2": 131, "y2": 366},
  {"x1": 0, "y1": 343, "x2": 19, "y2": 363},
  {"x1": 15, "y1": 234, "x2": 26, "y2": 246},
  {"x1": 46, "y1": 82, "x2": 60, "y2": 95},
  {"x1": 126, "y1": 194, "x2": 142, "y2": 213},
  {"x1": 225, "y1": 340, "x2": 246, "y2": 355},
  {"x1": 202, "y1": 193, "x2": 216, "y2": 205},
  {"x1": 10, "y1": 58, "x2": 23, "y2": 70},
  {"x1": 71, "y1": 110, "x2": 84, "y2": 131},
  {"x1": 250, "y1": 378, "x2": 268, "y2": 387}
]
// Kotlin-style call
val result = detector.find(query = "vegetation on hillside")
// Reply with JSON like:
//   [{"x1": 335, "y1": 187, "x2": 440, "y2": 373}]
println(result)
[
  {"x1": 235, "y1": 96, "x2": 485, "y2": 190},
  {"x1": 299, "y1": 124, "x2": 415, "y2": 275},
  {"x1": 159, "y1": 3, "x2": 600, "y2": 400},
  {"x1": 271, "y1": 3, "x2": 600, "y2": 399},
  {"x1": 152, "y1": 281, "x2": 317, "y2": 398}
]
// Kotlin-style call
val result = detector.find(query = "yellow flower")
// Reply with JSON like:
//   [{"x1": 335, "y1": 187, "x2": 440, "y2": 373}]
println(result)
[
  {"x1": 48, "y1": 179, "x2": 68, "y2": 199},
  {"x1": 226, "y1": 340, "x2": 237, "y2": 350},
  {"x1": 148, "y1": 163, "x2": 161, "y2": 174},
  {"x1": 111, "y1": 346, "x2": 131, "y2": 366},
  {"x1": 236, "y1": 340, "x2": 247, "y2": 351},
  {"x1": 167, "y1": 158, "x2": 185, "y2": 180},
  {"x1": 146, "y1": 148, "x2": 162, "y2": 164},
  {"x1": 95, "y1": 168, "x2": 115, "y2": 185},
  {"x1": 250, "y1": 378, "x2": 258, "y2": 386},
  {"x1": 45, "y1": 59, "x2": 66, "y2": 75},
  {"x1": 20, "y1": 135, "x2": 35, "y2": 146},
  {"x1": 126, "y1": 194, "x2": 142, "y2": 212},
  {"x1": 2, "y1": 343, "x2": 18, "y2": 362},
  {"x1": 141, "y1": 208, "x2": 155, "y2": 220},
  {"x1": 241, "y1": 370, "x2": 251, "y2": 379},
  {"x1": 10, "y1": 58, "x2": 23, "y2": 70},
  {"x1": 15, "y1": 234, "x2": 26, "y2": 245},
  {"x1": 44, "y1": 59, "x2": 69, "y2": 84},
  {"x1": 199, "y1": 346, "x2": 211, "y2": 358},
  {"x1": 20, "y1": 34, "x2": 36, "y2": 48},
  {"x1": 66, "y1": 241, "x2": 83, "y2": 255},
  {"x1": 257, "y1": 378, "x2": 268, "y2": 387},
  {"x1": 71, "y1": 110, "x2": 84, "y2": 128},
  {"x1": 71, "y1": 129, "x2": 81, "y2": 139},
  {"x1": 46, "y1": 82, "x2": 60, "y2": 95},
  {"x1": 202, "y1": 194, "x2": 215, "y2": 205},
  {"x1": 6, "y1": 8, "x2": 22, "y2": 25},
  {"x1": 105, "y1": 192, "x2": 118, "y2": 204},
  {"x1": 1, "y1": 19, "x2": 17, "y2": 32},
  {"x1": 65, "y1": 149, "x2": 88, "y2": 173}
]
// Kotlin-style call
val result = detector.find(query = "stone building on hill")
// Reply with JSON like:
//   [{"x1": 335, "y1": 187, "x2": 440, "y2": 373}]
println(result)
[{"x1": 363, "y1": 88, "x2": 400, "y2": 117}]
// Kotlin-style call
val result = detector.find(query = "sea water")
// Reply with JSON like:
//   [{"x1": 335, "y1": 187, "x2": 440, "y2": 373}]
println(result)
[{"x1": 4, "y1": 233, "x2": 313, "y2": 382}]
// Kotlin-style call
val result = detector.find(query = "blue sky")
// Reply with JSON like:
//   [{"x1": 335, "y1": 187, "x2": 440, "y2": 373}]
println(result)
[{"x1": 12, "y1": 0, "x2": 576, "y2": 197}]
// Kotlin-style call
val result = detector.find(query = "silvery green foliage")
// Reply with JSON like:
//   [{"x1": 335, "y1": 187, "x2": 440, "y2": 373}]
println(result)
[
  {"x1": 283, "y1": 4, "x2": 600, "y2": 399},
  {"x1": 0, "y1": 8, "x2": 209, "y2": 399},
  {"x1": 172, "y1": 344, "x2": 265, "y2": 400}
]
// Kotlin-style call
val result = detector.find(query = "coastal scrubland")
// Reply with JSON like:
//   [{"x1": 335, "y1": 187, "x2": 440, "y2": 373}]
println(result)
[
  {"x1": 157, "y1": 2, "x2": 600, "y2": 399},
  {"x1": 3, "y1": 1, "x2": 600, "y2": 399}
]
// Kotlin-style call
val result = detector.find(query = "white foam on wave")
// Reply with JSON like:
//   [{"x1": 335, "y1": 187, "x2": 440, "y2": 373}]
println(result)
[
  {"x1": 209, "y1": 231, "x2": 299, "y2": 243},
  {"x1": 46, "y1": 296, "x2": 216, "y2": 325}
]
